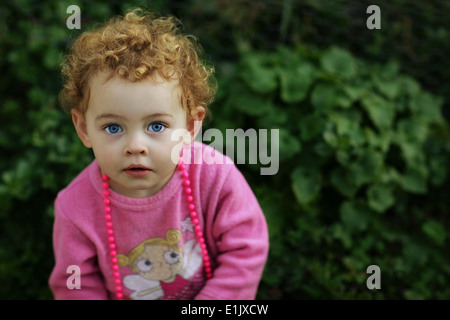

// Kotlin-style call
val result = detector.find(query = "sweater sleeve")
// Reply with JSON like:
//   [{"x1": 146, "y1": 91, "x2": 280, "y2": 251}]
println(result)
[
  {"x1": 195, "y1": 166, "x2": 269, "y2": 300},
  {"x1": 48, "y1": 198, "x2": 109, "y2": 300}
]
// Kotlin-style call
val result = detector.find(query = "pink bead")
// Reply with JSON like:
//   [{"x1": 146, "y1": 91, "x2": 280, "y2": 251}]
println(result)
[
  {"x1": 105, "y1": 214, "x2": 112, "y2": 221},
  {"x1": 192, "y1": 218, "x2": 199, "y2": 225},
  {"x1": 106, "y1": 221, "x2": 113, "y2": 228},
  {"x1": 194, "y1": 225, "x2": 201, "y2": 232},
  {"x1": 109, "y1": 243, "x2": 116, "y2": 250},
  {"x1": 103, "y1": 190, "x2": 110, "y2": 197},
  {"x1": 202, "y1": 255, "x2": 210, "y2": 262},
  {"x1": 181, "y1": 171, "x2": 189, "y2": 178},
  {"x1": 103, "y1": 182, "x2": 109, "y2": 189},
  {"x1": 185, "y1": 187, "x2": 192, "y2": 194},
  {"x1": 188, "y1": 203, "x2": 195, "y2": 210},
  {"x1": 190, "y1": 211, "x2": 197, "y2": 218},
  {"x1": 187, "y1": 195, "x2": 193, "y2": 202},
  {"x1": 178, "y1": 164, "x2": 186, "y2": 171},
  {"x1": 202, "y1": 249, "x2": 208, "y2": 255},
  {"x1": 206, "y1": 272, "x2": 212, "y2": 279},
  {"x1": 196, "y1": 231, "x2": 203, "y2": 238},
  {"x1": 204, "y1": 261, "x2": 211, "y2": 267},
  {"x1": 115, "y1": 285, "x2": 123, "y2": 292},
  {"x1": 198, "y1": 237, "x2": 205, "y2": 243},
  {"x1": 108, "y1": 236, "x2": 115, "y2": 243},
  {"x1": 104, "y1": 206, "x2": 111, "y2": 213},
  {"x1": 110, "y1": 250, "x2": 117, "y2": 256},
  {"x1": 113, "y1": 265, "x2": 119, "y2": 271},
  {"x1": 200, "y1": 243, "x2": 206, "y2": 249},
  {"x1": 107, "y1": 229, "x2": 114, "y2": 235},
  {"x1": 102, "y1": 174, "x2": 109, "y2": 181},
  {"x1": 114, "y1": 278, "x2": 121, "y2": 285},
  {"x1": 103, "y1": 198, "x2": 111, "y2": 205},
  {"x1": 183, "y1": 179, "x2": 191, "y2": 187},
  {"x1": 111, "y1": 257, "x2": 118, "y2": 264},
  {"x1": 205, "y1": 266, "x2": 212, "y2": 272},
  {"x1": 113, "y1": 271, "x2": 120, "y2": 278},
  {"x1": 116, "y1": 292, "x2": 124, "y2": 299}
]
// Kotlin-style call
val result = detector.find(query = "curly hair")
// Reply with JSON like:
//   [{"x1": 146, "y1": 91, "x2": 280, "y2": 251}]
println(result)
[{"x1": 59, "y1": 8, "x2": 216, "y2": 118}]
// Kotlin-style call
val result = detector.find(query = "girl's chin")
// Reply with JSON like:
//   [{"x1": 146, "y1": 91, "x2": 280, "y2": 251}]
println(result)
[{"x1": 109, "y1": 179, "x2": 158, "y2": 198}]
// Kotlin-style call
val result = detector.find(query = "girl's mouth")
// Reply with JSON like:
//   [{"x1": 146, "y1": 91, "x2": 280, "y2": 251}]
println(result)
[{"x1": 124, "y1": 165, "x2": 151, "y2": 177}]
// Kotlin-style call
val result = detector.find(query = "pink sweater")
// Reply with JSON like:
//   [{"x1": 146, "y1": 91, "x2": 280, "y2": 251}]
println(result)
[{"x1": 49, "y1": 142, "x2": 269, "y2": 300}]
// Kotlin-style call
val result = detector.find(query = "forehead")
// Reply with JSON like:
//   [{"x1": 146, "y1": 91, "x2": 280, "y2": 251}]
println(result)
[{"x1": 87, "y1": 70, "x2": 183, "y2": 116}]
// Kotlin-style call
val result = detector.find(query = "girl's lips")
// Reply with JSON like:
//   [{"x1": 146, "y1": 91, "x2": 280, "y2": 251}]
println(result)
[
  {"x1": 124, "y1": 169, "x2": 151, "y2": 177},
  {"x1": 124, "y1": 165, "x2": 152, "y2": 177}
]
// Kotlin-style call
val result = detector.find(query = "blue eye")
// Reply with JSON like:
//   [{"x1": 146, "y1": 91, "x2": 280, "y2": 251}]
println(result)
[
  {"x1": 148, "y1": 122, "x2": 166, "y2": 133},
  {"x1": 104, "y1": 124, "x2": 123, "y2": 134}
]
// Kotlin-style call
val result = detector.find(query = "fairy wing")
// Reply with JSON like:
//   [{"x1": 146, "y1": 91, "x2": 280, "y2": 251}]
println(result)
[
  {"x1": 180, "y1": 239, "x2": 203, "y2": 279},
  {"x1": 122, "y1": 274, "x2": 164, "y2": 300}
]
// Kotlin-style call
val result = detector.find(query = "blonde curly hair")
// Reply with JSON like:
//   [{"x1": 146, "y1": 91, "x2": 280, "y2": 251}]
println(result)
[{"x1": 59, "y1": 8, "x2": 216, "y2": 118}]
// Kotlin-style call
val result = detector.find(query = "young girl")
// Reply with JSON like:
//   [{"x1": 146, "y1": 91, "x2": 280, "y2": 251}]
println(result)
[{"x1": 48, "y1": 9, "x2": 269, "y2": 300}]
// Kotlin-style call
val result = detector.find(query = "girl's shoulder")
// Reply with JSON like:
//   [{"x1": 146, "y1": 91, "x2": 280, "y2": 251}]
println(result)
[
  {"x1": 185, "y1": 142, "x2": 254, "y2": 196},
  {"x1": 55, "y1": 160, "x2": 99, "y2": 213},
  {"x1": 184, "y1": 141, "x2": 236, "y2": 182}
]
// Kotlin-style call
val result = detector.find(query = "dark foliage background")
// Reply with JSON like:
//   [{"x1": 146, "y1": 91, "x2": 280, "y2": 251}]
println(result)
[{"x1": 0, "y1": 0, "x2": 449, "y2": 299}]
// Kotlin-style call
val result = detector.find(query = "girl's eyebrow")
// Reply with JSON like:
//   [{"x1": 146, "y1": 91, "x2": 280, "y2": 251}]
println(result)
[{"x1": 95, "y1": 112, "x2": 174, "y2": 122}]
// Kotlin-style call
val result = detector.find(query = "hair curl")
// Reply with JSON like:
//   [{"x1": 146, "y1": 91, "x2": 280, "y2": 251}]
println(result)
[{"x1": 59, "y1": 8, "x2": 216, "y2": 118}]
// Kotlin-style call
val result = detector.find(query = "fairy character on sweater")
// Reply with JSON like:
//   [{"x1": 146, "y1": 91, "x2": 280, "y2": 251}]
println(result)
[{"x1": 117, "y1": 229, "x2": 203, "y2": 300}]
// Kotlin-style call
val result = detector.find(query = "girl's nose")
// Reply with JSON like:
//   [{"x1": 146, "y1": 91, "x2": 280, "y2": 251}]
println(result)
[{"x1": 125, "y1": 134, "x2": 148, "y2": 155}]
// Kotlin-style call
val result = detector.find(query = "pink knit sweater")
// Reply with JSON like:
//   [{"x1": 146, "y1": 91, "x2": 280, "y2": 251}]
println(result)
[{"x1": 49, "y1": 142, "x2": 269, "y2": 300}]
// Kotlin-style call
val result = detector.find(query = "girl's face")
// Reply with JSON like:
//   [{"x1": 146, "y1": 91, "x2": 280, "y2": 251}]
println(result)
[{"x1": 72, "y1": 71, "x2": 203, "y2": 198}]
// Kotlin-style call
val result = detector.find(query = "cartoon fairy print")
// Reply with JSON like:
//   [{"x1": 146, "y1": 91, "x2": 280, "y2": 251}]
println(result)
[{"x1": 117, "y1": 229, "x2": 203, "y2": 300}]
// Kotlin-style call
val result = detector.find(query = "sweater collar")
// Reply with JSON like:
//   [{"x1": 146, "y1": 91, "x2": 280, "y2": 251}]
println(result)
[{"x1": 88, "y1": 159, "x2": 183, "y2": 212}]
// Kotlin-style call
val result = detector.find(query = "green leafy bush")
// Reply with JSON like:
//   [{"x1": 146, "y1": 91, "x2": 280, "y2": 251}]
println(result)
[
  {"x1": 209, "y1": 44, "x2": 450, "y2": 299},
  {"x1": 1, "y1": 0, "x2": 449, "y2": 300}
]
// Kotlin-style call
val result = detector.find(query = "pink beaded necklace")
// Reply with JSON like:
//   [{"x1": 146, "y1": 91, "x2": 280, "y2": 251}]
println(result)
[{"x1": 101, "y1": 158, "x2": 213, "y2": 300}]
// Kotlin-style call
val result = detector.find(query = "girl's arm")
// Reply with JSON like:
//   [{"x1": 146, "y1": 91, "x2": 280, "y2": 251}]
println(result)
[
  {"x1": 195, "y1": 165, "x2": 269, "y2": 300},
  {"x1": 49, "y1": 200, "x2": 109, "y2": 299}
]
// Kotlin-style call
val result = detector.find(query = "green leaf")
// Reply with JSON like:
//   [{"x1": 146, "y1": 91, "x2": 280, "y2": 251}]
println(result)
[
  {"x1": 332, "y1": 224, "x2": 352, "y2": 249},
  {"x1": 395, "y1": 119, "x2": 428, "y2": 164},
  {"x1": 278, "y1": 129, "x2": 301, "y2": 161},
  {"x1": 409, "y1": 91, "x2": 444, "y2": 124},
  {"x1": 361, "y1": 94, "x2": 395, "y2": 130},
  {"x1": 232, "y1": 90, "x2": 273, "y2": 116},
  {"x1": 331, "y1": 167, "x2": 358, "y2": 197},
  {"x1": 321, "y1": 47, "x2": 357, "y2": 79},
  {"x1": 258, "y1": 191, "x2": 284, "y2": 239},
  {"x1": 402, "y1": 241, "x2": 429, "y2": 267},
  {"x1": 257, "y1": 108, "x2": 288, "y2": 128},
  {"x1": 299, "y1": 113, "x2": 326, "y2": 141},
  {"x1": 365, "y1": 128, "x2": 392, "y2": 153},
  {"x1": 291, "y1": 166, "x2": 321, "y2": 205},
  {"x1": 348, "y1": 149, "x2": 383, "y2": 186},
  {"x1": 343, "y1": 81, "x2": 370, "y2": 101},
  {"x1": 241, "y1": 53, "x2": 278, "y2": 94},
  {"x1": 367, "y1": 183, "x2": 395, "y2": 213},
  {"x1": 400, "y1": 167, "x2": 427, "y2": 194},
  {"x1": 398, "y1": 75, "x2": 420, "y2": 97},
  {"x1": 422, "y1": 220, "x2": 446, "y2": 246},
  {"x1": 279, "y1": 62, "x2": 316, "y2": 103},
  {"x1": 399, "y1": 142, "x2": 426, "y2": 168},
  {"x1": 311, "y1": 83, "x2": 350, "y2": 113},
  {"x1": 328, "y1": 110, "x2": 365, "y2": 147},
  {"x1": 339, "y1": 201, "x2": 369, "y2": 232},
  {"x1": 374, "y1": 77, "x2": 401, "y2": 99}
]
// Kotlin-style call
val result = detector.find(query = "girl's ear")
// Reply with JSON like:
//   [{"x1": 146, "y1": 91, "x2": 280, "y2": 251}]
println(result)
[
  {"x1": 185, "y1": 106, "x2": 205, "y2": 144},
  {"x1": 71, "y1": 109, "x2": 92, "y2": 148}
]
